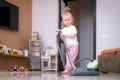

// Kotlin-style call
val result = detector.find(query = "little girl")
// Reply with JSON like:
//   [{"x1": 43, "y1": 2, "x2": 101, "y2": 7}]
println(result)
[{"x1": 60, "y1": 6, "x2": 78, "y2": 74}]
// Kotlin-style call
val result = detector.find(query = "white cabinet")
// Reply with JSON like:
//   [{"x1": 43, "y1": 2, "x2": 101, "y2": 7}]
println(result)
[
  {"x1": 41, "y1": 54, "x2": 57, "y2": 72},
  {"x1": 29, "y1": 40, "x2": 41, "y2": 70}
]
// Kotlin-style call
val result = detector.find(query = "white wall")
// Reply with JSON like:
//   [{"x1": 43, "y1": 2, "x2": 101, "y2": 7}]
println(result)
[
  {"x1": 32, "y1": 0, "x2": 59, "y2": 52},
  {"x1": 96, "y1": 0, "x2": 120, "y2": 56}
]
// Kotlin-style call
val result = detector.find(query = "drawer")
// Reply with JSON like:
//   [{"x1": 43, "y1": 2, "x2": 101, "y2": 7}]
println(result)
[
  {"x1": 30, "y1": 63, "x2": 40, "y2": 66},
  {"x1": 30, "y1": 58, "x2": 40, "y2": 62},
  {"x1": 30, "y1": 66, "x2": 40, "y2": 69},
  {"x1": 30, "y1": 52, "x2": 40, "y2": 57},
  {"x1": 30, "y1": 47, "x2": 40, "y2": 52},
  {"x1": 30, "y1": 41, "x2": 40, "y2": 47}
]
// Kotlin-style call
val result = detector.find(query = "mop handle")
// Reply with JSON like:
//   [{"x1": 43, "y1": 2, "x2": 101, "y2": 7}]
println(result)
[
  {"x1": 56, "y1": 30, "x2": 66, "y2": 69},
  {"x1": 61, "y1": 35, "x2": 77, "y2": 69}
]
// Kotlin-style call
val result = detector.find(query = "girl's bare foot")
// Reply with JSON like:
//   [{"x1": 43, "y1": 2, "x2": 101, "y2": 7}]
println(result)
[{"x1": 61, "y1": 70, "x2": 69, "y2": 74}]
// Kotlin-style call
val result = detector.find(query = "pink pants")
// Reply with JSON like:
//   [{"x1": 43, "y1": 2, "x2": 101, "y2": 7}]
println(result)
[{"x1": 65, "y1": 45, "x2": 78, "y2": 72}]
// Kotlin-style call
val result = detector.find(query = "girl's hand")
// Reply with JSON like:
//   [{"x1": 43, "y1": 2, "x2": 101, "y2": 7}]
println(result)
[{"x1": 60, "y1": 33, "x2": 65, "y2": 41}]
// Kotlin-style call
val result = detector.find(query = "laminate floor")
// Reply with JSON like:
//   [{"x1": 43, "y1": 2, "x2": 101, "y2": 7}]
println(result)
[{"x1": 0, "y1": 71, "x2": 120, "y2": 80}]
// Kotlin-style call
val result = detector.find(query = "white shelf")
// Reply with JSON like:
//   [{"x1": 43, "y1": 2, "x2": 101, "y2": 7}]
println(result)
[{"x1": 41, "y1": 54, "x2": 57, "y2": 72}]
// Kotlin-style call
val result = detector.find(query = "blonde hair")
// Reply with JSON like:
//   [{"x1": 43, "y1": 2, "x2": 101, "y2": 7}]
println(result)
[
  {"x1": 61, "y1": 6, "x2": 74, "y2": 23},
  {"x1": 61, "y1": 6, "x2": 72, "y2": 17}
]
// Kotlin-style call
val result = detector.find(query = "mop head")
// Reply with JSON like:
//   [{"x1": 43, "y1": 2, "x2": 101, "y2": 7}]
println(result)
[
  {"x1": 87, "y1": 60, "x2": 98, "y2": 71},
  {"x1": 70, "y1": 60, "x2": 99, "y2": 76},
  {"x1": 70, "y1": 67, "x2": 99, "y2": 76}
]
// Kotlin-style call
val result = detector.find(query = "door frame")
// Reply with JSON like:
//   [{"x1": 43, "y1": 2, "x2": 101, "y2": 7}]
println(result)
[{"x1": 58, "y1": 0, "x2": 96, "y2": 70}]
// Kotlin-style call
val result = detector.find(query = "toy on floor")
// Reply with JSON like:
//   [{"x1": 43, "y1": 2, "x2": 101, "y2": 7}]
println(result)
[
  {"x1": 12, "y1": 64, "x2": 19, "y2": 72},
  {"x1": 19, "y1": 66, "x2": 25, "y2": 72},
  {"x1": 8, "y1": 65, "x2": 28, "y2": 72},
  {"x1": 87, "y1": 60, "x2": 98, "y2": 71}
]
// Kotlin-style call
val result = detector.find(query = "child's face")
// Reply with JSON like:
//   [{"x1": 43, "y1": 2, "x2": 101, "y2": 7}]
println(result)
[{"x1": 62, "y1": 14, "x2": 73, "y2": 27}]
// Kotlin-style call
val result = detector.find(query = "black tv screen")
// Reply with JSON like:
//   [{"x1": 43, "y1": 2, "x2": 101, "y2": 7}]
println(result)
[
  {"x1": 0, "y1": 1, "x2": 19, "y2": 31},
  {"x1": 0, "y1": 7, "x2": 10, "y2": 27}
]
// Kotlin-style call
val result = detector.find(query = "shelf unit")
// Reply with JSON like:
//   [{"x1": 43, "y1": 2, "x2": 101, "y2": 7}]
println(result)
[
  {"x1": 41, "y1": 54, "x2": 57, "y2": 72},
  {"x1": 29, "y1": 39, "x2": 41, "y2": 70}
]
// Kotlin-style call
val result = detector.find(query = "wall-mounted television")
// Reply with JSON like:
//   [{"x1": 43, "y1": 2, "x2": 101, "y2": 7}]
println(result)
[{"x1": 0, "y1": 1, "x2": 19, "y2": 31}]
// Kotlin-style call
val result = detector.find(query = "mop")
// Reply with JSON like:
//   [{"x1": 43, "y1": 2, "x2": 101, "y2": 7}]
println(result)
[{"x1": 56, "y1": 30, "x2": 99, "y2": 76}]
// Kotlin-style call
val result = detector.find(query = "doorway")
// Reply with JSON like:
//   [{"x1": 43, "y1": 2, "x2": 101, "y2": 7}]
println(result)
[{"x1": 58, "y1": 0, "x2": 96, "y2": 70}]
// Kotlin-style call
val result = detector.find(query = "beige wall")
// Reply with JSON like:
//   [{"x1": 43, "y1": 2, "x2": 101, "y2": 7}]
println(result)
[{"x1": 0, "y1": 0, "x2": 32, "y2": 50}]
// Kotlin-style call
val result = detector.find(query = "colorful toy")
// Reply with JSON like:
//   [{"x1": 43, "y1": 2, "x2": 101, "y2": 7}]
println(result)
[
  {"x1": 87, "y1": 60, "x2": 98, "y2": 71},
  {"x1": 19, "y1": 66, "x2": 25, "y2": 72},
  {"x1": 8, "y1": 49, "x2": 13, "y2": 55},
  {"x1": 8, "y1": 64, "x2": 28, "y2": 72},
  {"x1": 12, "y1": 64, "x2": 19, "y2": 72}
]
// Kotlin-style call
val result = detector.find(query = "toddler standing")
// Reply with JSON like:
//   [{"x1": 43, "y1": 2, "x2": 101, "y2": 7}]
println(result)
[{"x1": 60, "y1": 6, "x2": 79, "y2": 74}]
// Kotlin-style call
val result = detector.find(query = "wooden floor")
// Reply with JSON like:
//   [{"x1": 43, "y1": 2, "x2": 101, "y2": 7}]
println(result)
[{"x1": 0, "y1": 71, "x2": 120, "y2": 80}]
